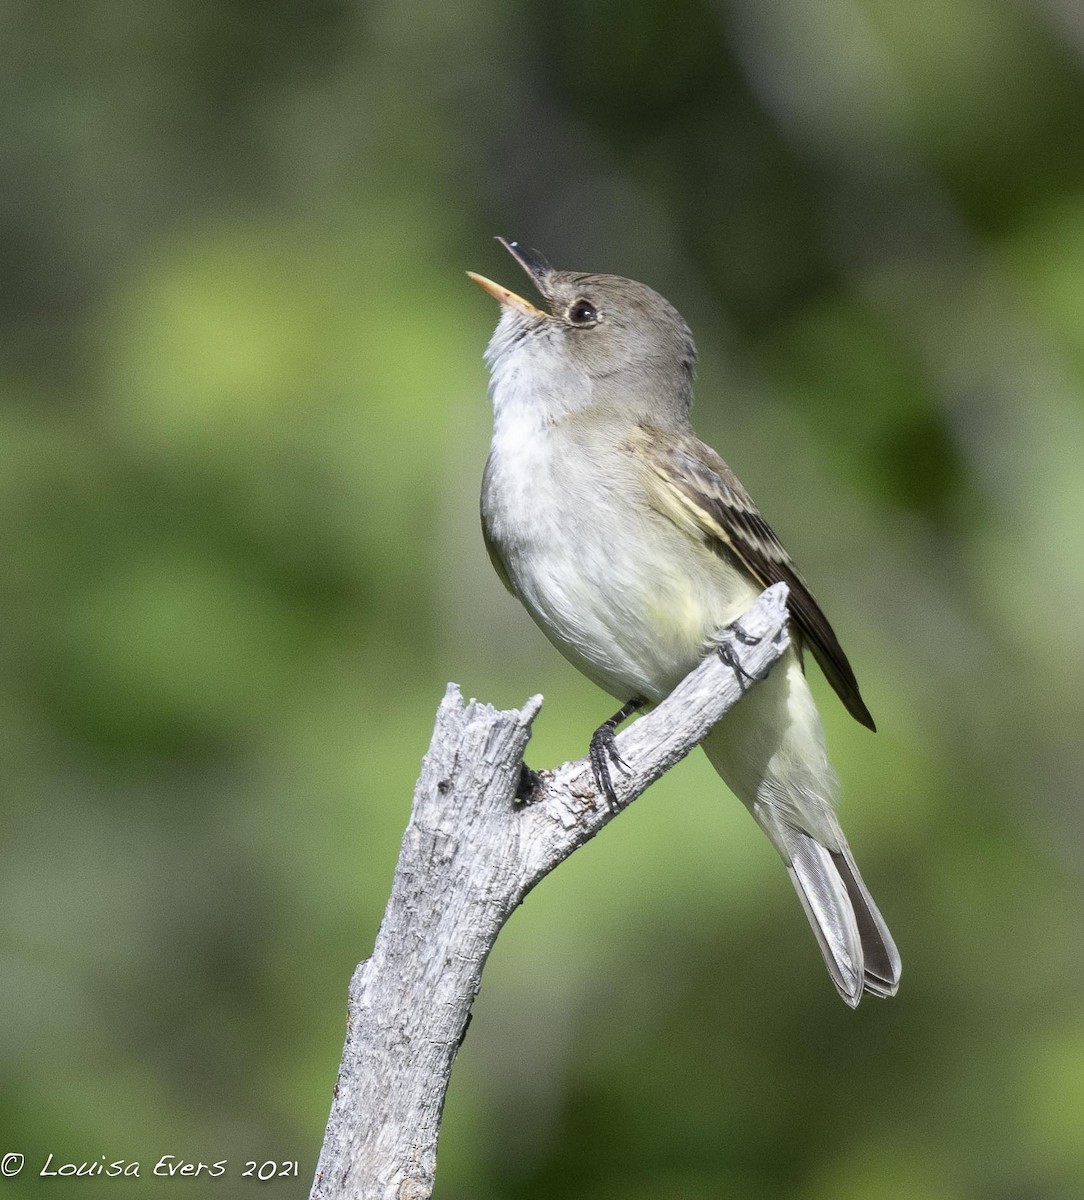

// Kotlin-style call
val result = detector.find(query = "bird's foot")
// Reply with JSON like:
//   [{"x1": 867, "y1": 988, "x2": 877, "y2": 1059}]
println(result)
[
  {"x1": 717, "y1": 619, "x2": 763, "y2": 691},
  {"x1": 729, "y1": 617, "x2": 761, "y2": 647},
  {"x1": 588, "y1": 698, "x2": 644, "y2": 811},
  {"x1": 589, "y1": 726, "x2": 627, "y2": 810}
]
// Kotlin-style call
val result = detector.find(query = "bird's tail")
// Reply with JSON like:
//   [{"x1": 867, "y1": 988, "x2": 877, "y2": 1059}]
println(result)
[
  {"x1": 701, "y1": 652, "x2": 900, "y2": 1007},
  {"x1": 786, "y1": 833, "x2": 900, "y2": 1005}
]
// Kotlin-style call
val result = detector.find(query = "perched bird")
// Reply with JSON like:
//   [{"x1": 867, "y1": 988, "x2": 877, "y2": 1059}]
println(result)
[{"x1": 469, "y1": 239, "x2": 900, "y2": 1007}]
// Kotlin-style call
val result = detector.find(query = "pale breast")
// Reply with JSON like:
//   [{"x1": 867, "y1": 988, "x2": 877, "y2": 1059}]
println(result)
[{"x1": 483, "y1": 414, "x2": 758, "y2": 702}]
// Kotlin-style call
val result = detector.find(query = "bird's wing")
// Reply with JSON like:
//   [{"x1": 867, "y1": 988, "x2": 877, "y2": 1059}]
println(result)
[
  {"x1": 636, "y1": 427, "x2": 876, "y2": 731},
  {"x1": 480, "y1": 452, "x2": 517, "y2": 595}
]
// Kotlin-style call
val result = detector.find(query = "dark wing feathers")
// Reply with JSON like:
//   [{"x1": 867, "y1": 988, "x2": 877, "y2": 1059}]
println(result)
[{"x1": 644, "y1": 432, "x2": 876, "y2": 732}]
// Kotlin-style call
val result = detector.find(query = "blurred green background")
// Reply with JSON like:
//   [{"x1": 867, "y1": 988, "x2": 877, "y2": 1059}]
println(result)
[{"x1": 4, "y1": 1, "x2": 1084, "y2": 1196}]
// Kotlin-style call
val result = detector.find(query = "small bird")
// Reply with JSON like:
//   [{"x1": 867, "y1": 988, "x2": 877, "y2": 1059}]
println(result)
[{"x1": 468, "y1": 239, "x2": 900, "y2": 1007}]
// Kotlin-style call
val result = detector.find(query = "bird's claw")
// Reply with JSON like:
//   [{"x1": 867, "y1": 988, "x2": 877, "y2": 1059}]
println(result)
[
  {"x1": 718, "y1": 619, "x2": 763, "y2": 690},
  {"x1": 729, "y1": 618, "x2": 761, "y2": 646},
  {"x1": 589, "y1": 724, "x2": 629, "y2": 811}
]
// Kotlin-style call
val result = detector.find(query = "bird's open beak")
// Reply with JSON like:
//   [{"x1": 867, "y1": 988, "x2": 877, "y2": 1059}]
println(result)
[
  {"x1": 466, "y1": 271, "x2": 545, "y2": 317},
  {"x1": 467, "y1": 238, "x2": 550, "y2": 317}
]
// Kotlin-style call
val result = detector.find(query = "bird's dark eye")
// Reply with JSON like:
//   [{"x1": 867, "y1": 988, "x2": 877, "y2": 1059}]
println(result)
[{"x1": 567, "y1": 299, "x2": 599, "y2": 326}]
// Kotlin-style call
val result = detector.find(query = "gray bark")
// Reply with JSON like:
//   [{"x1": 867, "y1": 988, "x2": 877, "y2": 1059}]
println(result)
[{"x1": 311, "y1": 584, "x2": 790, "y2": 1200}]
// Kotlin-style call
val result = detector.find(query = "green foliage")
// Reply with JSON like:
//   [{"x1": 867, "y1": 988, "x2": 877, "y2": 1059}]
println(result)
[{"x1": 3, "y1": 1, "x2": 1084, "y2": 1196}]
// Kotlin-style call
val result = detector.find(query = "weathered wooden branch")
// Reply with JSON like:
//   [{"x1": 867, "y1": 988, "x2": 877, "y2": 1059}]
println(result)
[{"x1": 310, "y1": 584, "x2": 791, "y2": 1200}]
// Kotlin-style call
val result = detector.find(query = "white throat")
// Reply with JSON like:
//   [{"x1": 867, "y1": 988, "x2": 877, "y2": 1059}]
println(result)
[{"x1": 485, "y1": 314, "x2": 592, "y2": 441}]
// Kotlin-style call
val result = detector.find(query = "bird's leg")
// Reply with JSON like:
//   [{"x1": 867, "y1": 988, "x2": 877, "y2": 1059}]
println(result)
[
  {"x1": 589, "y1": 697, "x2": 645, "y2": 811},
  {"x1": 717, "y1": 618, "x2": 763, "y2": 690},
  {"x1": 514, "y1": 761, "x2": 542, "y2": 805}
]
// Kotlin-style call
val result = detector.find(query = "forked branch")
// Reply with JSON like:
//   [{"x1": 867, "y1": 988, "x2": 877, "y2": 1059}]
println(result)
[{"x1": 310, "y1": 584, "x2": 790, "y2": 1200}]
